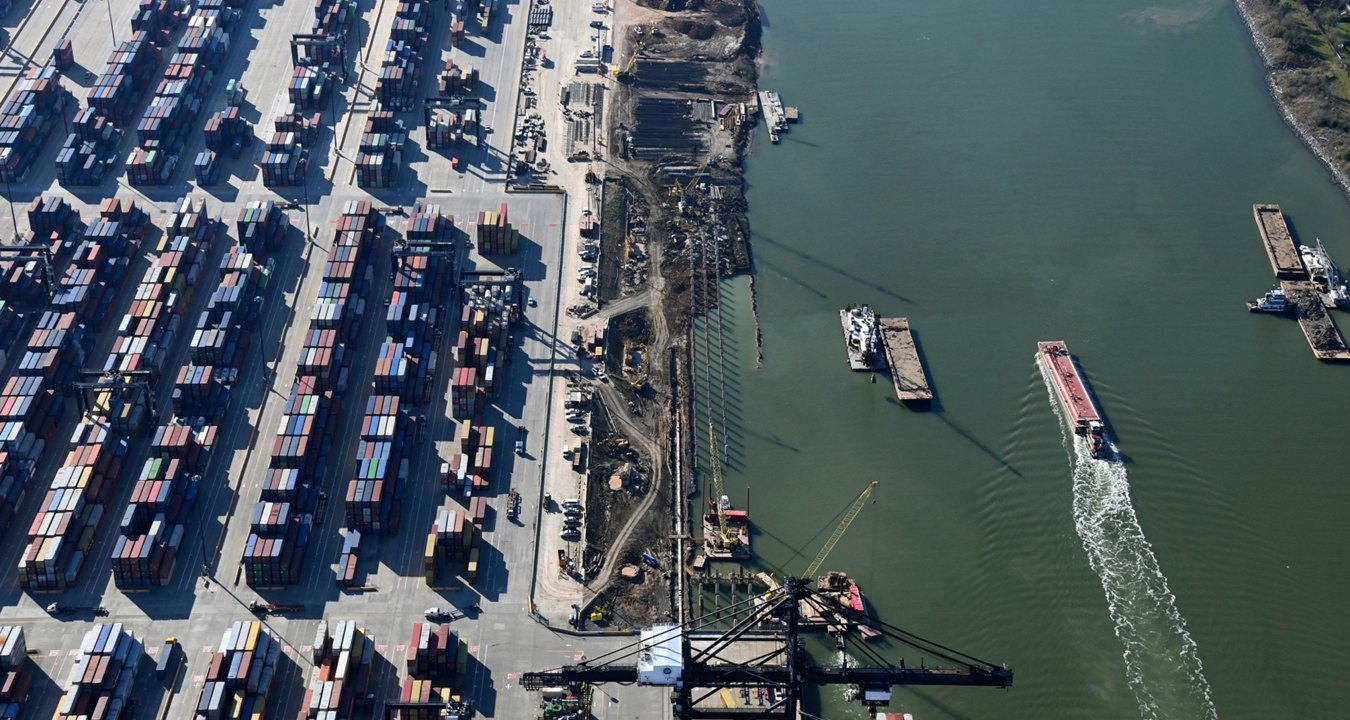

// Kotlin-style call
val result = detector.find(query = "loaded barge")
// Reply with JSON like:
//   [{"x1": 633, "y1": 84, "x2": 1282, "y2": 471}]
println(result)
[
  {"x1": 878, "y1": 317, "x2": 932, "y2": 404},
  {"x1": 1037, "y1": 341, "x2": 1109, "y2": 458},
  {"x1": 1248, "y1": 204, "x2": 1350, "y2": 362}
]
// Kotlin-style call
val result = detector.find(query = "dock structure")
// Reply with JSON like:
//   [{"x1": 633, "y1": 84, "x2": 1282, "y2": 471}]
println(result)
[
  {"x1": 1280, "y1": 281, "x2": 1350, "y2": 362},
  {"x1": 879, "y1": 317, "x2": 933, "y2": 403},
  {"x1": 758, "y1": 90, "x2": 787, "y2": 142},
  {"x1": 1253, "y1": 204, "x2": 1309, "y2": 280}
]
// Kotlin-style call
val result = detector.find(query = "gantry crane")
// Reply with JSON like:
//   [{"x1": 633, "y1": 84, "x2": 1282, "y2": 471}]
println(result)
[{"x1": 522, "y1": 575, "x2": 1012, "y2": 719}]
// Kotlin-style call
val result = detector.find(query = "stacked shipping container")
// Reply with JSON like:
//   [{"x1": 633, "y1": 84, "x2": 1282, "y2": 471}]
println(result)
[
  {"x1": 196, "y1": 620, "x2": 280, "y2": 719},
  {"x1": 53, "y1": 624, "x2": 144, "y2": 720},
  {"x1": 356, "y1": 111, "x2": 405, "y2": 188},
  {"x1": 16, "y1": 208, "x2": 146, "y2": 590},
  {"x1": 298, "y1": 620, "x2": 373, "y2": 720},
  {"x1": 0, "y1": 66, "x2": 69, "y2": 182},
  {"x1": 474, "y1": 203, "x2": 519, "y2": 254},
  {"x1": 391, "y1": 621, "x2": 465, "y2": 719},
  {"x1": 108, "y1": 198, "x2": 213, "y2": 587},
  {"x1": 345, "y1": 394, "x2": 407, "y2": 533},
  {"x1": 244, "y1": 202, "x2": 380, "y2": 586},
  {"x1": 0, "y1": 627, "x2": 29, "y2": 719},
  {"x1": 424, "y1": 502, "x2": 483, "y2": 585}
]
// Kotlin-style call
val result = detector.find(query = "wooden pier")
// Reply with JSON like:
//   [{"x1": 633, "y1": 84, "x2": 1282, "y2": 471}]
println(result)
[
  {"x1": 1253, "y1": 204, "x2": 1309, "y2": 280},
  {"x1": 878, "y1": 317, "x2": 933, "y2": 403},
  {"x1": 1280, "y1": 281, "x2": 1350, "y2": 362}
]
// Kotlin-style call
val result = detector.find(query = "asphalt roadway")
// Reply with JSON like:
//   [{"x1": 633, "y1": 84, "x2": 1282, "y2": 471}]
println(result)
[{"x1": 0, "y1": 0, "x2": 672, "y2": 716}]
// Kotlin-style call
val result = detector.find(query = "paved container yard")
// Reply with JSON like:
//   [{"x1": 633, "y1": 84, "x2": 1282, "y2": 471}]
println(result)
[{"x1": 0, "y1": 0, "x2": 666, "y2": 715}]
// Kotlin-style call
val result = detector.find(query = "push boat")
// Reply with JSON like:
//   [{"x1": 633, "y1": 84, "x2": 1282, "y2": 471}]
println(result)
[
  {"x1": 840, "y1": 305, "x2": 886, "y2": 371},
  {"x1": 1037, "y1": 341, "x2": 1109, "y2": 459},
  {"x1": 1247, "y1": 286, "x2": 1289, "y2": 313}
]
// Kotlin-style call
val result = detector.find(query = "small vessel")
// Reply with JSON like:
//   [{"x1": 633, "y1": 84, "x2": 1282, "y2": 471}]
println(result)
[
  {"x1": 1247, "y1": 286, "x2": 1289, "y2": 313},
  {"x1": 1037, "y1": 341, "x2": 1109, "y2": 459},
  {"x1": 840, "y1": 305, "x2": 886, "y2": 371},
  {"x1": 1301, "y1": 239, "x2": 1350, "y2": 308}
]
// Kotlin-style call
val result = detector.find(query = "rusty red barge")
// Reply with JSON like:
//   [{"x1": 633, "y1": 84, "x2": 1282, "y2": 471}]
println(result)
[{"x1": 1037, "y1": 341, "x2": 1109, "y2": 458}]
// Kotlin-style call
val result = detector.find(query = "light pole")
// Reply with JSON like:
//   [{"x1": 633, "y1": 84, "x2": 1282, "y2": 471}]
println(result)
[
  {"x1": 4, "y1": 175, "x2": 17, "y2": 242},
  {"x1": 105, "y1": 0, "x2": 118, "y2": 46}
]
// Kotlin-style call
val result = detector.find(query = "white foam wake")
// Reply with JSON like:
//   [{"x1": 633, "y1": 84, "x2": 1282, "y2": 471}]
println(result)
[{"x1": 1042, "y1": 371, "x2": 1219, "y2": 720}]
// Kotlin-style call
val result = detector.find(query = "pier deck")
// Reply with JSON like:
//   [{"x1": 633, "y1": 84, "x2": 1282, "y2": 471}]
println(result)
[
  {"x1": 1280, "y1": 281, "x2": 1350, "y2": 362},
  {"x1": 1254, "y1": 204, "x2": 1309, "y2": 280},
  {"x1": 879, "y1": 318, "x2": 933, "y2": 403}
]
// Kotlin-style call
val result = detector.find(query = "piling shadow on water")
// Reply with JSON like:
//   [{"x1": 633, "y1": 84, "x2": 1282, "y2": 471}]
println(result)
[
  {"x1": 891, "y1": 396, "x2": 1022, "y2": 478},
  {"x1": 756, "y1": 234, "x2": 914, "y2": 305}
]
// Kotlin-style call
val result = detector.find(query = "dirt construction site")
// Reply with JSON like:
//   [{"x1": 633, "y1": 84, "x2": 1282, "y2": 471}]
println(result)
[{"x1": 562, "y1": 0, "x2": 763, "y2": 628}]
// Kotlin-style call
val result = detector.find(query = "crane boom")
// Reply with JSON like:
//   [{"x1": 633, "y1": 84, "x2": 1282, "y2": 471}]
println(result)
[
  {"x1": 706, "y1": 422, "x2": 735, "y2": 548},
  {"x1": 803, "y1": 480, "x2": 877, "y2": 579}
]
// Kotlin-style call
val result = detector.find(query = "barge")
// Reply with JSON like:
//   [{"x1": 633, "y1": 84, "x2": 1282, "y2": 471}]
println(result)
[
  {"x1": 878, "y1": 317, "x2": 932, "y2": 403},
  {"x1": 840, "y1": 305, "x2": 885, "y2": 371},
  {"x1": 1253, "y1": 204, "x2": 1309, "y2": 281},
  {"x1": 1037, "y1": 341, "x2": 1109, "y2": 458},
  {"x1": 1279, "y1": 281, "x2": 1350, "y2": 362}
]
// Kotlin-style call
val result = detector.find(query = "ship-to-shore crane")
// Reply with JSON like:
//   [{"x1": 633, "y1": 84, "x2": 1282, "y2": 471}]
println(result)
[
  {"x1": 522, "y1": 575, "x2": 1012, "y2": 719},
  {"x1": 524, "y1": 479, "x2": 1011, "y2": 718}
]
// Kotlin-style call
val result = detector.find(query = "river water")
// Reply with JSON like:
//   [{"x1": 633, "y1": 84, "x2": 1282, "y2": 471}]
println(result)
[{"x1": 690, "y1": 0, "x2": 1350, "y2": 717}]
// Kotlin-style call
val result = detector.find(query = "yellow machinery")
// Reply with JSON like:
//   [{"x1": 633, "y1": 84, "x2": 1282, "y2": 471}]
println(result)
[
  {"x1": 615, "y1": 0, "x2": 672, "y2": 78},
  {"x1": 670, "y1": 156, "x2": 712, "y2": 198},
  {"x1": 802, "y1": 481, "x2": 878, "y2": 579},
  {"x1": 706, "y1": 422, "x2": 738, "y2": 550}
]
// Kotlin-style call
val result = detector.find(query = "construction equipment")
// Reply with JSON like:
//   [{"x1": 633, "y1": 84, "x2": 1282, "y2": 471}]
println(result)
[
  {"x1": 521, "y1": 575, "x2": 1012, "y2": 719},
  {"x1": 612, "y1": 21, "x2": 658, "y2": 79},
  {"x1": 802, "y1": 480, "x2": 877, "y2": 580},
  {"x1": 706, "y1": 422, "x2": 737, "y2": 551},
  {"x1": 670, "y1": 156, "x2": 712, "y2": 198}
]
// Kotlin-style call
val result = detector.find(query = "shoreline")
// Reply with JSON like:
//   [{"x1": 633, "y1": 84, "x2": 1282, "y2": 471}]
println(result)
[{"x1": 1231, "y1": 0, "x2": 1350, "y2": 199}]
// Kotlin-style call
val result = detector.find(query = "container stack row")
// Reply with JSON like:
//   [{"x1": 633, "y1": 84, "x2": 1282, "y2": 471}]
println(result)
[
  {"x1": 294, "y1": 0, "x2": 354, "y2": 67},
  {"x1": 245, "y1": 202, "x2": 380, "y2": 586},
  {"x1": 0, "y1": 66, "x2": 69, "y2": 182},
  {"x1": 424, "y1": 503, "x2": 481, "y2": 585},
  {"x1": 334, "y1": 528, "x2": 360, "y2": 586},
  {"x1": 449, "y1": 304, "x2": 506, "y2": 417},
  {"x1": 0, "y1": 627, "x2": 29, "y2": 719},
  {"x1": 236, "y1": 200, "x2": 290, "y2": 257},
  {"x1": 443, "y1": 420, "x2": 492, "y2": 495},
  {"x1": 474, "y1": 203, "x2": 519, "y2": 255},
  {"x1": 59, "y1": 18, "x2": 165, "y2": 186},
  {"x1": 425, "y1": 107, "x2": 463, "y2": 151},
  {"x1": 244, "y1": 377, "x2": 323, "y2": 586},
  {"x1": 54, "y1": 623, "x2": 144, "y2": 720},
  {"x1": 376, "y1": 0, "x2": 428, "y2": 112},
  {"x1": 17, "y1": 208, "x2": 144, "y2": 591},
  {"x1": 405, "y1": 622, "x2": 462, "y2": 680},
  {"x1": 196, "y1": 620, "x2": 281, "y2": 720},
  {"x1": 109, "y1": 199, "x2": 213, "y2": 587},
  {"x1": 345, "y1": 394, "x2": 408, "y2": 534},
  {"x1": 261, "y1": 127, "x2": 309, "y2": 187},
  {"x1": 128, "y1": 6, "x2": 230, "y2": 185},
  {"x1": 386, "y1": 203, "x2": 452, "y2": 402},
  {"x1": 111, "y1": 425, "x2": 199, "y2": 586},
  {"x1": 299, "y1": 620, "x2": 373, "y2": 720},
  {"x1": 437, "y1": 59, "x2": 478, "y2": 97},
  {"x1": 356, "y1": 111, "x2": 405, "y2": 188}
]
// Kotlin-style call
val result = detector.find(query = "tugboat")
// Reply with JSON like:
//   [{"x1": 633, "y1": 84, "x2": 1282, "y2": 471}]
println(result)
[
  {"x1": 1247, "y1": 286, "x2": 1289, "y2": 313},
  {"x1": 839, "y1": 305, "x2": 886, "y2": 371},
  {"x1": 1037, "y1": 341, "x2": 1110, "y2": 459}
]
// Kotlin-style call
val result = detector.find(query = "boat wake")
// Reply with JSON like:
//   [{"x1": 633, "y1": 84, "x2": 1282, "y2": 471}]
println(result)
[{"x1": 1042, "y1": 373, "x2": 1219, "y2": 720}]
